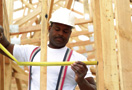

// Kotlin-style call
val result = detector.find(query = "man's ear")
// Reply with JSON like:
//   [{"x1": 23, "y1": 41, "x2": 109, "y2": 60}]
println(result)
[{"x1": 48, "y1": 26, "x2": 51, "y2": 32}]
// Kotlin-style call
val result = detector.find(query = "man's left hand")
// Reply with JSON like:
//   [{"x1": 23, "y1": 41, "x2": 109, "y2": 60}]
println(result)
[{"x1": 71, "y1": 61, "x2": 88, "y2": 83}]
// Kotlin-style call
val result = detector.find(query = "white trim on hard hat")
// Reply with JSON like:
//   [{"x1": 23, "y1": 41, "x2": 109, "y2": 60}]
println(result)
[{"x1": 49, "y1": 8, "x2": 75, "y2": 27}]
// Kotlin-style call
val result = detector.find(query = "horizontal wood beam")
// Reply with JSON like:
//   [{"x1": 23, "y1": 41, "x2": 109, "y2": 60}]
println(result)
[
  {"x1": 11, "y1": 25, "x2": 93, "y2": 37},
  {"x1": 72, "y1": 9, "x2": 84, "y2": 15},
  {"x1": 75, "y1": 18, "x2": 93, "y2": 25},
  {"x1": 14, "y1": 7, "x2": 24, "y2": 12},
  {"x1": 76, "y1": 49, "x2": 95, "y2": 54},
  {"x1": 10, "y1": 25, "x2": 41, "y2": 35},
  {"x1": 67, "y1": 40, "x2": 94, "y2": 47},
  {"x1": 21, "y1": 36, "x2": 95, "y2": 46},
  {"x1": 71, "y1": 31, "x2": 93, "y2": 37},
  {"x1": 87, "y1": 53, "x2": 95, "y2": 60},
  {"x1": 21, "y1": 37, "x2": 41, "y2": 44}
]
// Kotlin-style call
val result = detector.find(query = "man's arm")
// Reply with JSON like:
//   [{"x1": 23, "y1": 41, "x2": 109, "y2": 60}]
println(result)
[
  {"x1": 0, "y1": 26, "x2": 14, "y2": 56},
  {"x1": 71, "y1": 61, "x2": 96, "y2": 90},
  {"x1": 77, "y1": 77, "x2": 96, "y2": 90}
]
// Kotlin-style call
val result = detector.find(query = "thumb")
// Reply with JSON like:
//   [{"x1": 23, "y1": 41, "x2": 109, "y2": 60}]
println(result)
[
  {"x1": 0, "y1": 25, "x2": 4, "y2": 41},
  {"x1": 0, "y1": 25, "x2": 4, "y2": 33}
]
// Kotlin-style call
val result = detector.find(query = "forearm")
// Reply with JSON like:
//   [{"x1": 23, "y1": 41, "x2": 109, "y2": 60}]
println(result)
[{"x1": 77, "y1": 79, "x2": 96, "y2": 90}]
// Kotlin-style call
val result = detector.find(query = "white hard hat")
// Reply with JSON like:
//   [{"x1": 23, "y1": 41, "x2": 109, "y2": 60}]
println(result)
[{"x1": 49, "y1": 8, "x2": 75, "y2": 27}]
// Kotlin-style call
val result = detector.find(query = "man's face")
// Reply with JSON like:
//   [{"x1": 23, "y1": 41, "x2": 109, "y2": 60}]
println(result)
[{"x1": 48, "y1": 23, "x2": 72, "y2": 49}]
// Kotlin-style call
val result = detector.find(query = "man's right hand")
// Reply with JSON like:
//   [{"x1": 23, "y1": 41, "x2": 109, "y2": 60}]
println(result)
[
  {"x1": 0, "y1": 25, "x2": 14, "y2": 55},
  {"x1": 0, "y1": 25, "x2": 4, "y2": 41}
]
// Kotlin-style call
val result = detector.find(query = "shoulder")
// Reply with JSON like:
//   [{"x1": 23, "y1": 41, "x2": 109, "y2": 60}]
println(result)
[
  {"x1": 13, "y1": 44, "x2": 39, "y2": 62},
  {"x1": 14, "y1": 44, "x2": 38, "y2": 51},
  {"x1": 13, "y1": 44, "x2": 39, "y2": 57}
]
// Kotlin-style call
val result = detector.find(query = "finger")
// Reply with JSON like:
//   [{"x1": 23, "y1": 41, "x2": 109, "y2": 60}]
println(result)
[
  {"x1": 71, "y1": 63, "x2": 86, "y2": 74},
  {"x1": 75, "y1": 61, "x2": 88, "y2": 70},
  {"x1": 71, "y1": 64, "x2": 78, "y2": 73},
  {"x1": 0, "y1": 25, "x2": 3, "y2": 31}
]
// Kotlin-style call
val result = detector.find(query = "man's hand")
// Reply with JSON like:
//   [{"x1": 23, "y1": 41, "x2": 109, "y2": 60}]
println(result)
[
  {"x1": 0, "y1": 25, "x2": 14, "y2": 55},
  {"x1": 71, "y1": 61, "x2": 88, "y2": 83},
  {"x1": 0, "y1": 25, "x2": 4, "y2": 41},
  {"x1": 71, "y1": 61, "x2": 96, "y2": 90}
]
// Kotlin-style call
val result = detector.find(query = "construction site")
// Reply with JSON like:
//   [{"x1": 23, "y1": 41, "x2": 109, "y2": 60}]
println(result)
[{"x1": 0, "y1": 0, "x2": 132, "y2": 90}]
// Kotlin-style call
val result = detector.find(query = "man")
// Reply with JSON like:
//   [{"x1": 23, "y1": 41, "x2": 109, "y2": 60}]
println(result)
[{"x1": 0, "y1": 8, "x2": 96, "y2": 90}]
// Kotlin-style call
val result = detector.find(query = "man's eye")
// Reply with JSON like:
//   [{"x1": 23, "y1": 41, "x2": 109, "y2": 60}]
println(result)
[
  {"x1": 63, "y1": 31, "x2": 68, "y2": 33},
  {"x1": 55, "y1": 29, "x2": 60, "y2": 31}
]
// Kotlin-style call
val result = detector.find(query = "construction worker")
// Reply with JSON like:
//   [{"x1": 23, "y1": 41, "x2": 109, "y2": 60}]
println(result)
[{"x1": 0, "y1": 8, "x2": 96, "y2": 90}]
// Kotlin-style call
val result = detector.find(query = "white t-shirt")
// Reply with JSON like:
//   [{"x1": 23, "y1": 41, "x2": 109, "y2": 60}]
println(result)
[{"x1": 13, "y1": 44, "x2": 93, "y2": 90}]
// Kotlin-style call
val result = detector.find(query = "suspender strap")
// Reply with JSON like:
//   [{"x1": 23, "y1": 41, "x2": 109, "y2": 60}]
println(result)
[
  {"x1": 55, "y1": 48, "x2": 73, "y2": 90},
  {"x1": 29, "y1": 47, "x2": 41, "y2": 90},
  {"x1": 28, "y1": 47, "x2": 73, "y2": 90}
]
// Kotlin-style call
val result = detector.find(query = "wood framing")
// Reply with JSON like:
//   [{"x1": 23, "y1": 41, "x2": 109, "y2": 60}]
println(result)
[
  {"x1": 14, "y1": 6, "x2": 41, "y2": 26},
  {"x1": 2, "y1": 0, "x2": 132, "y2": 90}
]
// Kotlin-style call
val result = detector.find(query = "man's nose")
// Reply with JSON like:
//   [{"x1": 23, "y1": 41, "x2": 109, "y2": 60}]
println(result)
[{"x1": 58, "y1": 30, "x2": 63, "y2": 36}]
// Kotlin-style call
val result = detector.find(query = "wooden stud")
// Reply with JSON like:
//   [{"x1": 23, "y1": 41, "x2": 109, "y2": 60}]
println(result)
[
  {"x1": 6, "y1": 0, "x2": 14, "y2": 24},
  {"x1": 115, "y1": 0, "x2": 132, "y2": 90},
  {"x1": 40, "y1": 0, "x2": 48, "y2": 90},
  {"x1": 5, "y1": 58, "x2": 12, "y2": 90},
  {"x1": 15, "y1": 78, "x2": 23, "y2": 90},
  {"x1": 1, "y1": 0, "x2": 12, "y2": 89},
  {"x1": 99, "y1": 0, "x2": 119, "y2": 90},
  {"x1": 3, "y1": 0, "x2": 10, "y2": 39},
  {"x1": 83, "y1": 0, "x2": 89, "y2": 19},
  {"x1": 83, "y1": 0, "x2": 89, "y2": 14},
  {"x1": 93, "y1": 0, "x2": 105, "y2": 89},
  {"x1": 0, "y1": 55, "x2": 5, "y2": 90},
  {"x1": 64, "y1": 0, "x2": 73, "y2": 9},
  {"x1": 0, "y1": 0, "x2": 3, "y2": 26},
  {"x1": 48, "y1": 0, "x2": 54, "y2": 22},
  {"x1": 0, "y1": 0, "x2": 5, "y2": 90},
  {"x1": 3, "y1": 0, "x2": 12, "y2": 88}
]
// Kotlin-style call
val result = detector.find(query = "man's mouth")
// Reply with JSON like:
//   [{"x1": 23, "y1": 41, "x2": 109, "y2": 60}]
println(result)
[{"x1": 55, "y1": 37, "x2": 63, "y2": 42}]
